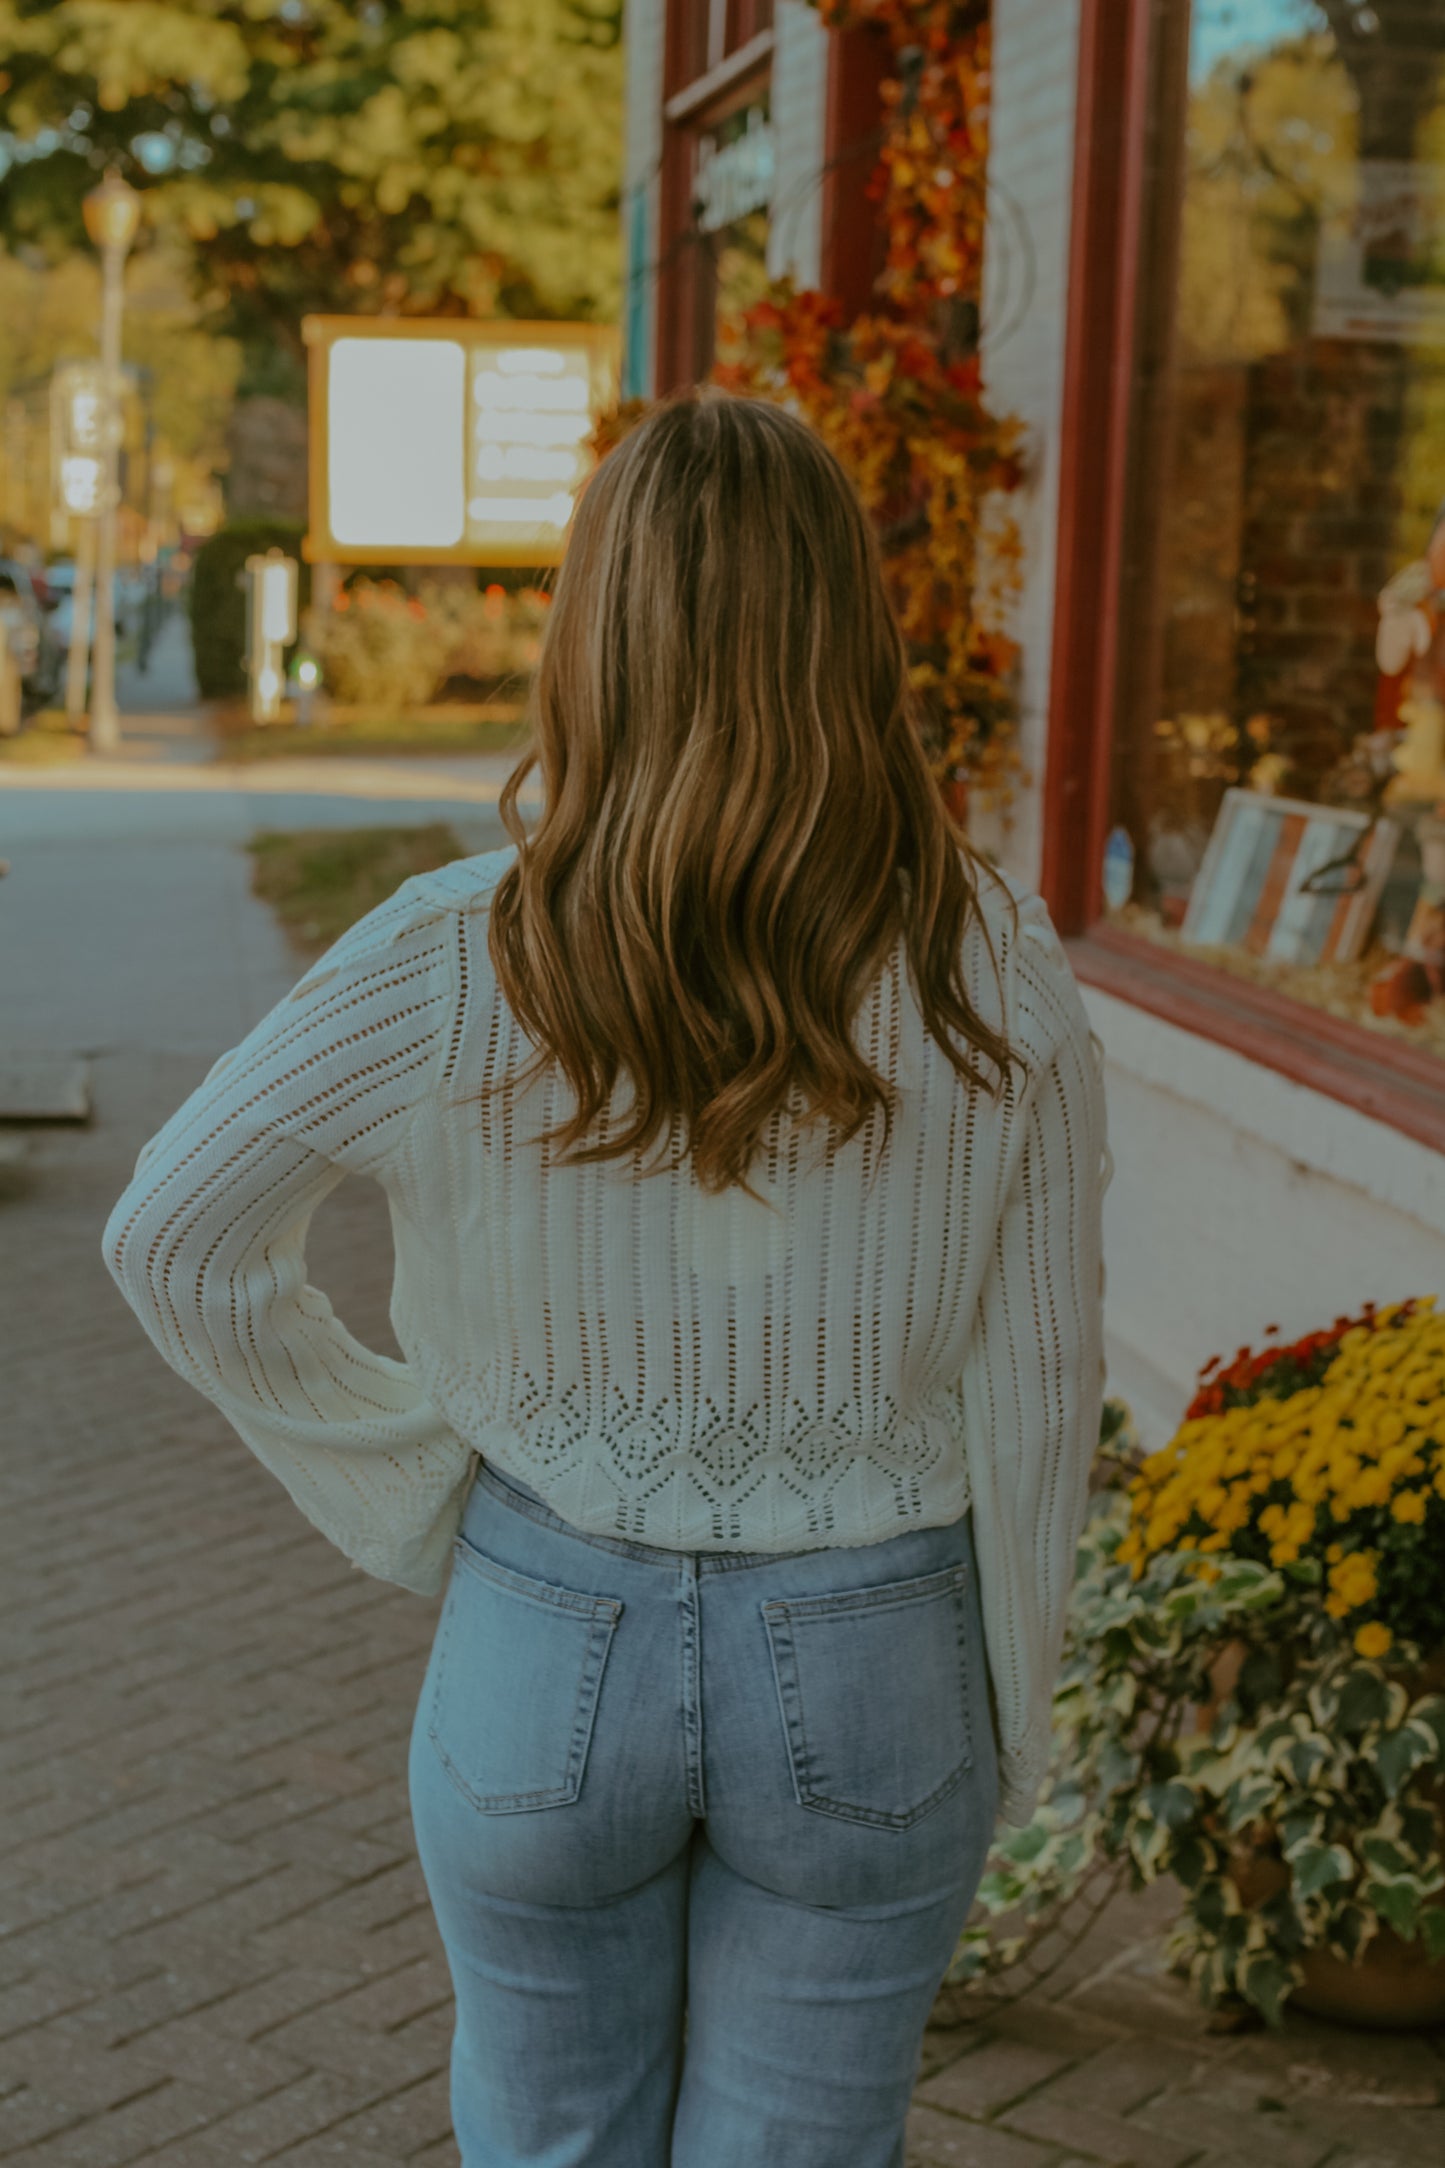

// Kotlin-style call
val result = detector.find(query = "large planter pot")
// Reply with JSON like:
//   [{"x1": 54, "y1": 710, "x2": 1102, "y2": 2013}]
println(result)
[
  {"x1": 1195, "y1": 1647, "x2": 1445, "y2": 2028},
  {"x1": 1191, "y1": 1638, "x2": 1249, "y2": 1730},
  {"x1": 1227, "y1": 1845, "x2": 1445, "y2": 2031},
  {"x1": 1221, "y1": 1647, "x2": 1445, "y2": 2020}
]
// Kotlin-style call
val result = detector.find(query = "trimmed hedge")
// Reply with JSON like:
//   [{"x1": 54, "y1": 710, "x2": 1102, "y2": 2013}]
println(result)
[{"x1": 190, "y1": 519, "x2": 308, "y2": 699}]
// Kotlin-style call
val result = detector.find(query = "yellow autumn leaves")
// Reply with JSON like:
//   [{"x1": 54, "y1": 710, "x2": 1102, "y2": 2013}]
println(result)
[{"x1": 1117, "y1": 1299, "x2": 1445, "y2": 1662}]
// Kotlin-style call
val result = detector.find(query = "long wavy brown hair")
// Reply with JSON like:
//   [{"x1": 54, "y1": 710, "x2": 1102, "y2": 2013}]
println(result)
[{"x1": 487, "y1": 388, "x2": 1018, "y2": 1193}]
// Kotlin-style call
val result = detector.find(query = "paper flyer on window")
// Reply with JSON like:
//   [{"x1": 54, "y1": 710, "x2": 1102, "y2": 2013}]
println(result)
[{"x1": 1314, "y1": 159, "x2": 1445, "y2": 346}]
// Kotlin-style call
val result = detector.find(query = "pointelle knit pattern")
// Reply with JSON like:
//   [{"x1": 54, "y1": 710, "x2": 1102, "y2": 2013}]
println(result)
[{"x1": 104, "y1": 846, "x2": 1109, "y2": 1824}]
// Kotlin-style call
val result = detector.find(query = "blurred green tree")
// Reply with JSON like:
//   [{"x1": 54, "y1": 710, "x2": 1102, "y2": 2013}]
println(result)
[{"x1": 0, "y1": 0, "x2": 622, "y2": 357}]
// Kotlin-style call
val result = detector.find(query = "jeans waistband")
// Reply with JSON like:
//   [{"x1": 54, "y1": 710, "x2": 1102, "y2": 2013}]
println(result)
[{"x1": 481, "y1": 1462, "x2": 554, "y2": 1515}]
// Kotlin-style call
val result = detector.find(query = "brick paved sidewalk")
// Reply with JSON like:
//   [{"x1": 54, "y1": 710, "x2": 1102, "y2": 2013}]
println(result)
[
  {"x1": 2, "y1": 1050, "x2": 463, "y2": 2167},
  {"x1": 1, "y1": 809, "x2": 1441, "y2": 2166}
]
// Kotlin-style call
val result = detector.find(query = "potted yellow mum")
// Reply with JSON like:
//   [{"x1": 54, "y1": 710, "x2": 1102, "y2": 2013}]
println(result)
[
  {"x1": 955, "y1": 1305, "x2": 1445, "y2": 2029},
  {"x1": 1122, "y1": 1297, "x2": 1444, "y2": 1667},
  {"x1": 1120, "y1": 1297, "x2": 1445, "y2": 2025}
]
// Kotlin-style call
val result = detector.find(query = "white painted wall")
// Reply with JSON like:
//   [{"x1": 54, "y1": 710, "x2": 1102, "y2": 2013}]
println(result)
[
  {"x1": 974, "y1": 0, "x2": 1083, "y2": 891},
  {"x1": 621, "y1": 0, "x2": 667, "y2": 397},
  {"x1": 768, "y1": 1, "x2": 829, "y2": 289},
  {"x1": 1085, "y1": 986, "x2": 1445, "y2": 1450}
]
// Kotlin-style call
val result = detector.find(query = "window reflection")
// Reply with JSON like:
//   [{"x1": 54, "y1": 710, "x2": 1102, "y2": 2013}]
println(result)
[{"x1": 1111, "y1": 0, "x2": 1445, "y2": 1058}]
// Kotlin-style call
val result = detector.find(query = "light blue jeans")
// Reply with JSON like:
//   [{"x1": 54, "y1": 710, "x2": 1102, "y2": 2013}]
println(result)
[{"x1": 408, "y1": 1460, "x2": 999, "y2": 2167}]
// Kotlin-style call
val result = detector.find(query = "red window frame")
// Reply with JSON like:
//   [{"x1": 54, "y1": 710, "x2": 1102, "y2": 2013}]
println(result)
[
  {"x1": 657, "y1": 1, "x2": 777, "y2": 392},
  {"x1": 1044, "y1": 0, "x2": 1445, "y2": 1158}
]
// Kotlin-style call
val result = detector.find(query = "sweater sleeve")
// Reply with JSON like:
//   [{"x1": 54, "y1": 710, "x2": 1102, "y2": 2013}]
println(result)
[
  {"x1": 957, "y1": 896, "x2": 1110, "y2": 1825},
  {"x1": 101, "y1": 874, "x2": 474, "y2": 1598}
]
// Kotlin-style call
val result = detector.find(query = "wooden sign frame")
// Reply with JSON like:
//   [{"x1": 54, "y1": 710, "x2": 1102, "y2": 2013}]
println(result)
[
  {"x1": 1181, "y1": 788, "x2": 1400, "y2": 966},
  {"x1": 303, "y1": 315, "x2": 620, "y2": 567}
]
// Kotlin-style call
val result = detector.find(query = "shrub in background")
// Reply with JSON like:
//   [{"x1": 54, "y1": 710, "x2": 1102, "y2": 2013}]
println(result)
[
  {"x1": 427, "y1": 582, "x2": 549, "y2": 694},
  {"x1": 306, "y1": 580, "x2": 548, "y2": 711},
  {"x1": 306, "y1": 580, "x2": 437, "y2": 711},
  {"x1": 190, "y1": 520, "x2": 308, "y2": 699}
]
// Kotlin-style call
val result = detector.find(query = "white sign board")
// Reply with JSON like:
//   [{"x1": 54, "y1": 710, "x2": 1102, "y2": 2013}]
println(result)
[
  {"x1": 695, "y1": 107, "x2": 774, "y2": 235},
  {"x1": 306, "y1": 317, "x2": 619, "y2": 565},
  {"x1": 328, "y1": 338, "x2": 467, "y2": 550},
  {"x1": 50, "y1": 361, "x2": 107, "y2": 517}
]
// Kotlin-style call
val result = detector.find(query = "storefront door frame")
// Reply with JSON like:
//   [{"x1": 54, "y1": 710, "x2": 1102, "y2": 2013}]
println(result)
[
  {"x1": 1040, "y1": 0, "x2": 1154, "y2": 940},
  {"x1": 1044, "y1": 0, "x2": 1445, "y2": 1156}
]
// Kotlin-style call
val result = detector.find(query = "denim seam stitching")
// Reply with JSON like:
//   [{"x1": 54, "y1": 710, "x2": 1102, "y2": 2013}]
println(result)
[
  {"x1": 954, "y1": 1583, "x2": 975, "y2": 1774},
  {"x1": 759, "y1": 1562, "x2": 970, "y2": 1626},
  {"x1": 679, "y1": 1560, "x2": 705, "y2": 1818},
  {"x1": 453, "y1": 1533, "x2": 623, "y2": 1622}
]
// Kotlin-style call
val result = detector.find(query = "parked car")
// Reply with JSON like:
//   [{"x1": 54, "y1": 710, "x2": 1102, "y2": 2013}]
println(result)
[
  {"x1": 42, "y1": 560, "x2": 127, "y2": 660},
  {"x1": 0, "y1": 560, "x2": 61, "y2": 705}
]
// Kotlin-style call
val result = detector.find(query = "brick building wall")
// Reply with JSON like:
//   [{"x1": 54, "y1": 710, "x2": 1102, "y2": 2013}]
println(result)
[{"x1": 1237, "y1": 340, "x2": 1409, "y2": 782}]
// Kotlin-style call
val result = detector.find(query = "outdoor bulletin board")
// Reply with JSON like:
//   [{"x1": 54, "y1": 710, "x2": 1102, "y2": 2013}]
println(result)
[{"x1": 302, "y1": 315, "x2": 620, "y2": 566}]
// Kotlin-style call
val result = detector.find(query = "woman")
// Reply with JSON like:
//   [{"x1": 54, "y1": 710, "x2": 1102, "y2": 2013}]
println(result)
[{"x1": 104, "y1": 391, "x2": 1108, "y2": 2167}]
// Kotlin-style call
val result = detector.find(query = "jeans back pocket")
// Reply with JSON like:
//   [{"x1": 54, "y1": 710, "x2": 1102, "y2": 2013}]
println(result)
[
  {"x1": 426, "y1": 1536, "x2": 622, "y2": 1814},
  {"x1": 761, "y1": 1563, "x2": 974, "y2": 1831}
]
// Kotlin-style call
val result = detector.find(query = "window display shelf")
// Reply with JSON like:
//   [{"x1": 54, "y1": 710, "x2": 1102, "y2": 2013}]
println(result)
[{"x1": 1068, "y1": 919, "x2": 1445, "y2": 1158}]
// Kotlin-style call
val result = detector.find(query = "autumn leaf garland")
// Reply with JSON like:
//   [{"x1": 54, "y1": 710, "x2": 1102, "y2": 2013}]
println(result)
[{"x1": 710, "y1": 0, "x2": 1025, "y2": 805}]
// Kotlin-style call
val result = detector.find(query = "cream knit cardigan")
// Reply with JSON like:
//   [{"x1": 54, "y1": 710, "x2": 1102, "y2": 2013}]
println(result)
[{"x1": 104, "y1": 847, "x2": 1109, "y2": 1825}]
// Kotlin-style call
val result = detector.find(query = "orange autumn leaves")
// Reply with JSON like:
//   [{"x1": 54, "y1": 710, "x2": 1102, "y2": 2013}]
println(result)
[
  {"x1": 814, "y1": 0, "x2": 993, "y2": 310},
  {"x1": 710, "y1": 0, "x2": 1025, "y2": 805}
]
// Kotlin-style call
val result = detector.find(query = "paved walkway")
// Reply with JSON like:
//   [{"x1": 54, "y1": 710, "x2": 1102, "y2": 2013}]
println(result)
[{"x1": 0, "y1": 761, "x2": 1441, "y2": 2165}]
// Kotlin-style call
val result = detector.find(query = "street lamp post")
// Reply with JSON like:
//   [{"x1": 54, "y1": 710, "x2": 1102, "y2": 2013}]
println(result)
[
  {"x1": 52, "y1": 360, "x2": 106, "y2": 726},
  {"x1": 81, "y1": 169, "x2": 142, "y2": 755}
]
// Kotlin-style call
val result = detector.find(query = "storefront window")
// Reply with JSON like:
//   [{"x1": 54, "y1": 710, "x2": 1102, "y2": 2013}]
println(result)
[
  {"x1": 692, "y1": 101, "x2": 774, "y2": 376},
  {"x1": 656, "y1": 1, "x2": 778, "y2": 392},
  {"x1": 669, "y1": 0, "x2": 775, "y2": 89},
  {"x1": 1109, "y1": 0, "x2": 1445, "y2": 1067}
]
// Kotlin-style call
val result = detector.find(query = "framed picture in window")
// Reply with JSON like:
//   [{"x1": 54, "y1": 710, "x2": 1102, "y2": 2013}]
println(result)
[{"x1": 1180, "y1": 790, "x2": 1400, "y2": 966}]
